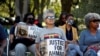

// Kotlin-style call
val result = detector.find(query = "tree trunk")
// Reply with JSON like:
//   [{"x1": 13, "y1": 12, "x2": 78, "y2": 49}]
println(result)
[
  {"x1": 38, "y1": 0, "x2": 46, "y2": 23},
  {"x1": 22, "y1": 0, "x2": 29, "y2": 18},
  {"x1": 61, "y1": 0, "x2": 73, "y2": 13},
  {"x1": 8, "y1": 0, "x2": 14, "y2": 17},
  {"x1": 15, "y1": 0, "x2": 30, "y2": 21},
  {"x1": 15, "y1": 0, "x2": 21, "y2": 17},
  {"x1": 32, "y1": 0, "x2": 39, "y2": 14}
]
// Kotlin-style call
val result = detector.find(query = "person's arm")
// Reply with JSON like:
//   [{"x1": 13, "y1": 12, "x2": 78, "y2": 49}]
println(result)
[
  {"x1": 0, "y1": 24, "x2": 7, "y2": 55},
  {"x1": 60, "y1": 29, "x2": 68, "y2": 56},
  {"x1": 35, "y1": 31, "x2": 41, "y2": 56},
  {"x1": 36, "y1": 43, "x2": 41, "y2": 56},
  {"x1": 0, "y1": 24, "x2": 7, "y2": 47},
  {"x1": 0, "y1": 39, "x2": 7, "y2": 55},
  {"x1": 60, "y1": 28, "x2": 67, "y2": 41},
  {"x1": 9, "y1": 34, "x2": 14, "y2": 43},
  {"x1": 9, "y1": 26, "x2": 15, "y2": 43},
  {"x1": 79, "y1": 31, "x2": 88, "y2": 52},
  {"x1": 0, "y1": 39, "x2": 7, "y2": 49}
]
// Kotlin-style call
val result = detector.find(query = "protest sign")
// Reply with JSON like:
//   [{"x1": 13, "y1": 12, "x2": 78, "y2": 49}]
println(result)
[{"x1": 40, "y1": 39, "x2": 65, "y2": 56}]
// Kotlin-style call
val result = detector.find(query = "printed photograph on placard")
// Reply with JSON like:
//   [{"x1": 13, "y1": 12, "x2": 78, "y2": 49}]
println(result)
[
  {"x1": 15, "y1": 22, "x2": 28, "y2": 38},
  {"x1": 40, "y1": 40, "x2": 47, "y2": 56},
  {"x1": 40, "y1": 39, "x2": 65, "y2": 56}
]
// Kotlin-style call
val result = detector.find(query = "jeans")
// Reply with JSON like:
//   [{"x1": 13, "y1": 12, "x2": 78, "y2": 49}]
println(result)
[
  {"x1": 84, "y1": 49, "x2": 97, "y2": 56},
  {"x1": 67, "y1": 44, "x2": 83, "y2": 56},
  {"x1": 15, "y1": 43, "x2": 36, "y2": 56}
]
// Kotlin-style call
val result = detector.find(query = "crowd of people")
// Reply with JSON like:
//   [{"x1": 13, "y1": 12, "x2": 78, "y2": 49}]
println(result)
[{"x1": 0, "y1": 9, "x2": 100, "y2": 56}]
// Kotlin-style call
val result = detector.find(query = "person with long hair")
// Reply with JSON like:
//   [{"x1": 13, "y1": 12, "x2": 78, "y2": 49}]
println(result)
[
  {"x1": 59, "y1": 13, "x2": 83, "y2": 56},
  {"x1": 55, "y1": 12, "x2": 67, "y2": 27}
]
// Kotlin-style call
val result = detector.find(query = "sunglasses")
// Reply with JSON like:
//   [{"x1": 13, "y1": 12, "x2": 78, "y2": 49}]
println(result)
[
  {"x1": 90, "y1": 19, "x2": 100, "y2": 22},
  {"x1": 46, "y1": 16, "x2": 55, "y2": 19}
]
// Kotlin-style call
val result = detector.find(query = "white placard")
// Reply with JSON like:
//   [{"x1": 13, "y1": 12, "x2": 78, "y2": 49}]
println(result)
[
  {"x1": 28, "y1": 26, "x2": 37, "y2": 39},
  {"x1": 40, "y1": 39, "x2": 65, "y2": 56},
  {"x1": 16, "y1": 24, "x2": 37, "y2": 38}
]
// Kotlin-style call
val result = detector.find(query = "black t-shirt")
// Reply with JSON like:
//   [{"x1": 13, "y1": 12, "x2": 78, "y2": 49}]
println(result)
[{"x1": 66, "y1": 28, "x2": 73, "y2": 41}]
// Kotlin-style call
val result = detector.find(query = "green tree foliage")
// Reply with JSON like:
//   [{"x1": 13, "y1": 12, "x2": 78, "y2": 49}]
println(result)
[
  {"x1": 0, "y1": 0, "x2": 14, "y2": 17},
  {"x1": 61, "y1": 0, "x2": 73, "y2": 13},
  {"x1": 72, "y1": 0, "x2": 100, "y2": 31},
  {"x1": 72, "y1": 0, "x2": 100, "y2": 18},
  {"x1": 30, "y1": 0, "x2": 61, "y2": 23}
]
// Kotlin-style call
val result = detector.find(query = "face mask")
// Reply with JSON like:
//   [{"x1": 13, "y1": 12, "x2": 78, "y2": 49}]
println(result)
[
  {"x1": 66, "y1": 19, "x2": 74, "y2": 25},
  {"x1": 27, "y1": 18, "x2": 34, "y2": 24}
]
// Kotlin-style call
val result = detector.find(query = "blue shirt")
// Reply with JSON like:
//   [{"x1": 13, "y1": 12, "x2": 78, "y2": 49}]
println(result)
[
  {"x1": 10, "y1": 26, "x2": 15, "y2": 35},
  {"x1": 0, "y1": 24, "x2": 7, "y2": 40},
  {"x1": 79, "y1": 29, "x2": 100, "y2": 52},
  {"x1": 10, "y1": 26, "x2": 16, "y2": 40}
]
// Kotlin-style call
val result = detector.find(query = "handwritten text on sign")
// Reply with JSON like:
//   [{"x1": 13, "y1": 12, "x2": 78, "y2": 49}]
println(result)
[
  {"x1": 47, "y1": 39, "x2": 65, "y2": 56},
  {"x1": 28, "y1": 26, "x2": 37, "y2": 39}
]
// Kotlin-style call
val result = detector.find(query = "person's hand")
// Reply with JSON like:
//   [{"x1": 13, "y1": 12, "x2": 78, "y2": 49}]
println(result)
[
  {"x1": 37, "y1": 53, "x2": 41, "y2": 56},
  {"x1": 72, "y1": 40, "x2": 78, "y2": 44},
  {"x1": 36, "y1": 51, "x2": 41, "y2": 56},
  {"x1": 26, "y1": 37, "x2": 34, "y2": 41},
  {"x1": 88, "y1": 45, "x2": 99, "y2": 52},
  {"x1": 67, "y1": 40, "x2": 77, "y2": 44}
]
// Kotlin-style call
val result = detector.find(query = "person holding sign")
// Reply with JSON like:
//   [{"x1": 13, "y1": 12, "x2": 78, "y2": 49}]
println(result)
[
  {"x1": 9, "y1": 16, "x2": 20, "y2": 50},
  {"x1": 35, "y1": 9, "x2": 67, "y2": 56},
  {"x1": 13, "y1": 13, "x2": 41, "y2": 56}
]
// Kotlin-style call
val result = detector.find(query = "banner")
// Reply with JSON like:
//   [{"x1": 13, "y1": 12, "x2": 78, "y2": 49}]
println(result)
[{"x1": 40, "y1": 39, "x2": 65, "y2": 56}]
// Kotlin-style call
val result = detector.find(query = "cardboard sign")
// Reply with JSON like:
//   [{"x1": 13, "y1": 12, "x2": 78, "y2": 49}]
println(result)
[{"x1": 40, "y1": 39, "x2": 65, "y2": 56}]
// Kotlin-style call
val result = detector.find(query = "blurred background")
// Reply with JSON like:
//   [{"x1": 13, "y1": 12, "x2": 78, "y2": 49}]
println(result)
[{"x1": 0, "y1": 0, "x2": 100, "y2": 31}]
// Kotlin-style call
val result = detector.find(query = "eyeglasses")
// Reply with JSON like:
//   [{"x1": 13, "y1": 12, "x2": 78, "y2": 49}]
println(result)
[
  {"x1": 46, "y1": 16, "x2": 55, "y2": 19},
  {"x1": 90, "y1": 19, "x2": 100, "y2": 22}
]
